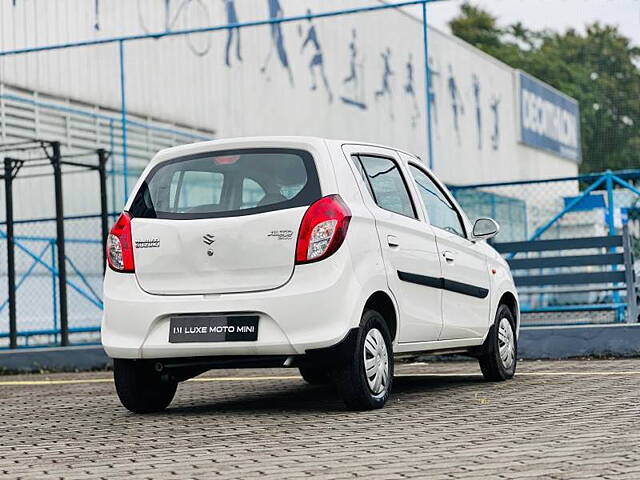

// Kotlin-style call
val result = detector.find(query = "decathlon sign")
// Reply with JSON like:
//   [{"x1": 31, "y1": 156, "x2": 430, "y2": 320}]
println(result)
[{"x1": 518, "y1": 71, "x2": 581, "y2": 162}]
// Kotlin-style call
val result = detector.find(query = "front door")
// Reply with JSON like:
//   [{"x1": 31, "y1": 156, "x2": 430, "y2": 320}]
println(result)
[
  {"x1": 405, "y1": 161, "x2": 491, "y2": 340},
  {"x1": 435, "y1": 230, "x2": 492, "y2": 339}
]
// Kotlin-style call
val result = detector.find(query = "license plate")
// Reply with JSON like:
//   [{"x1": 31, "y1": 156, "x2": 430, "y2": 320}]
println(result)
[{"x1": 168, "y1": 315, "x2": 259, "y2": 343}]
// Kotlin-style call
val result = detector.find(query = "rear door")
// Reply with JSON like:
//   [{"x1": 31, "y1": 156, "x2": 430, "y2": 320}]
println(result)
[
  {"x1": 128, "y1": 148, "x2": 321, "y2": 295},
  {"x1": 342, "y1": 145, "x2": 442, "y2": 343},
  {"x1": 405, "y1": 162, "x2": 491, "y2": 340}
]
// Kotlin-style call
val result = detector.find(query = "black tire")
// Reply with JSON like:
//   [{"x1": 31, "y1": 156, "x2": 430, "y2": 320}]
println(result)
[
  {"x1": 299, "y1": 366, "x2": 331, "y2": 385},
  {"x1": 333, "y1": 309, "x2": 394, "y2": 411},
  {"x1": 478, "y1": 304, "x2": 517, "y2": 381},
  {"x1": 113, "y1": 359, "x2": 177, "y2": 413}
]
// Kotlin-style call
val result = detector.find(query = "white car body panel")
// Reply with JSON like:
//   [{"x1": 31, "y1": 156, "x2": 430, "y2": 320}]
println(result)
[
  {"x1": 102, "y1": 246, "x2": 365, "y2": 358},
  {"x1": 103, "y1": 136, "x2": 519, "y2": 360},
  {"x1": 132, "y1": 208, "x2": 305, "y2": 295}
]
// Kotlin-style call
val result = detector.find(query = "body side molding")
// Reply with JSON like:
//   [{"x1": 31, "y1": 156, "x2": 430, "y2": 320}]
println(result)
[{"x1": 397, "y1": 271, "x2": 489, "y2": 299}]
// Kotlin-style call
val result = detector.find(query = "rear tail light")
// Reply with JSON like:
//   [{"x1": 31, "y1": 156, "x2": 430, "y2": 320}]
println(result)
[
  {"x1": 296, "y1": 195, "x2": 351, "y2": 264},
  {"x1": 107, "y1": 212, "x2": 135, "y2": 273}
]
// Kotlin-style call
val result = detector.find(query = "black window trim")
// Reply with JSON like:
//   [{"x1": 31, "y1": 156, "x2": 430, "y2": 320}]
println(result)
[
  {"x1": 129, "y1": 147, "x2": 321, "y2": 220},
  {"x1": 407, "y1": 162, "x2": 469, "y2": 239},
  {"x1": 352, "y1": 153, "x2": 419, "y2": 220}
]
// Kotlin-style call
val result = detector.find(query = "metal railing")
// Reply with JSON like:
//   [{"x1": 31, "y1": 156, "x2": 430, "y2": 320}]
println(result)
[
  {"x1": 2, "y1": 167, "x2": 639, "y2": 347},
  {"x1": 450, "y1": 169, "x2": 640, "y2": 325},
  {"x1": 0, "y1": 142, "x2": 110, "y2": 348}
]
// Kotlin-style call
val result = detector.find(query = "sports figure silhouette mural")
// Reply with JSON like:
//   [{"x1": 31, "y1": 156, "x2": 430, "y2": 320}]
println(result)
[
  {"x1": 473, "y1": 74, "x2": 482, "y2": 150},
  {"x1": 136, "y1": 0, "x2": 212, "y2": 57},
  {"x1": 404, "y1": 53, "x2": 420, "y2": 128},
  {"x1": 261, "y1": 0, "x2": 294, "y2": 84},
  {"x1": 447, "y1": 64, "x2": 464, "y2": 144},
  {"x1": 301, "y1": 9, "x2": 333, "y2": 103},
  {"x1": 223, "y1": 0, "x2": 242, "y2": 67},
  {"x1": 427, "y1": 56, "x2": 440, "y2": 126},
  {"x1": 94, "y1": 0, "x2": 101, "y2": 30},
  {"x1": 490, "y1": 95, "x2": 501, "y2": 150},
  {"x1": 375, "y1": 48, "x2": 394, "y2": 119},
  {"x1": 340, "y1": 29, "x2": 367, "y2": 110}
]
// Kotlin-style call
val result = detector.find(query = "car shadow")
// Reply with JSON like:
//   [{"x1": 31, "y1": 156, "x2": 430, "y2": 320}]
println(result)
[{"x1": 164, "y1": 373, "x2": 484, "y2": 415}]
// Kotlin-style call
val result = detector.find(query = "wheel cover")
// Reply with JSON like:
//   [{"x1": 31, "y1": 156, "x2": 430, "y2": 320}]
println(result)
[
  {"x1": 498, "y1": 317, "x2": 515, "y2": 370},
  {"x1": 363, "y1": 328, "x2": 389, "y2": 395}
]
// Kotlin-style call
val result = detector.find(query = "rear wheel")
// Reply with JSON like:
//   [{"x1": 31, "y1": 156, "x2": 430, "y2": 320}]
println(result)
[
  {"x1": 113, "y1": 359, "x2": 177, "y2": 413},
  {"x1": 333, "y1": 309, "x2": 393, "y2": 410},
  {"x1": 478, "y1": 304, "x2": 517, "y2": 381},
  {"x1": 299, "y1": 366, "x2": 331, "y2": 385}
]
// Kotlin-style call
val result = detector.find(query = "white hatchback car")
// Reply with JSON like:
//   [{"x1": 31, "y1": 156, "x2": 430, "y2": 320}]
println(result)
[{"x1": 102, "y1": 136, "x2": 519, "y2": 412}]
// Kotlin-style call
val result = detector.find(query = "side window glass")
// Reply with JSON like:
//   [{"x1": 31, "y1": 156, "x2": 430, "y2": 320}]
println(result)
[
  {"x1": 357, "y1": 155, "x2": 416, "y2": 219},
  {"x1": 241, "y1": 178, "x2": 266, "y2": 209},
  {"x1": 409, "y1": 165, "x2": 466, "y2": 237},
  {"x1": 350, "y1": 155, "x2": 375, "y2": 199},
  {"x1": 170, "y1": 171, "x2": 224, "y2": 212}
]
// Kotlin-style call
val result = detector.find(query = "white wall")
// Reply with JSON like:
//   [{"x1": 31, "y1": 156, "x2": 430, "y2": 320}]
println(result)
[{"x1": 0, "y1": 0, "x2": 579, "y2": 185}]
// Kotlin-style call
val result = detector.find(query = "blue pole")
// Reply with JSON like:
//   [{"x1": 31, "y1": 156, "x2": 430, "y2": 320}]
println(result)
[
  {"x1": 51, "y1": 241, "x2": 58, "y2": 339},
  {"x1": 612, "y1": 174, "x2": 640, "y2": 197},
  {"x1": 606, "y1": 170, "x2": 615, "y2": 236},
  {"x1": 118, "y1": 40, "x2": 128, "y2": 206},
  {"x1": 109, "y1": 119, "x2": 117, "y2": 214},
  {"x1": 421, "y1": 1, "x2": 435, "y2": 170},
  {"x1": 605, "y1": 170, "x2": 621, "y2": 306}
]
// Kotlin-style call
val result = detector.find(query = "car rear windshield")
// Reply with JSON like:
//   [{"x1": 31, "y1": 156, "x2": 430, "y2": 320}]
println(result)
[{"x1": 129, "y1": 148, "x2": 321, "y2": 219}]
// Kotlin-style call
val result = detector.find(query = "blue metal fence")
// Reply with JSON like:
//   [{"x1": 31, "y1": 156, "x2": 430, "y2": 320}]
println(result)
[
  {"x1": 450, "y1": 169, "x2": 640, "y2": 324},
  {"x1": 0, "y1": 0, "x2": 638, "y2": 345},
  {"x1": 0, "y1": 215, "x2": 110, "y2": 347},
  {"x1": 2, "y1": 169, "x2": 638, "y2": 347}
]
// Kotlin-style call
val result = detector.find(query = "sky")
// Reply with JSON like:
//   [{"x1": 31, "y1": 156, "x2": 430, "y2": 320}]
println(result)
[{"x1": 419, "y1": 0, "x2": 640, "y2": 47}]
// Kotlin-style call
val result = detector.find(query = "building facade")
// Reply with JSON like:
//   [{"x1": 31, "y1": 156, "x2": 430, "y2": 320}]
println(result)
[{"x1": 0, "y1": 0, "x2": 580, "y2": 212}]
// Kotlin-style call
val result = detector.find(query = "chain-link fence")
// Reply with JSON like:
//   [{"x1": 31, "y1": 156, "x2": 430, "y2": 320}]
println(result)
[
  {"x1": 0, "y1": 216, "x2": 107, "y2": 347},
  {"x1": 451, "y1": 170, "x2": 640, "y2": 326},
  {"x1": 451, "y1": 171, "x2": 640, "y2": 245},
  {"x1": 2, "y1": 165, "x2": 639, "y2": 346},
  {"x1": 0, "y1": 141, "x2": 109, "y2": 348}
]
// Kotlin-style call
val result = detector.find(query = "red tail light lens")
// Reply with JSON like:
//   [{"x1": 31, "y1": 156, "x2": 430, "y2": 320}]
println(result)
[
  {"x1": 107, "y1": 212, "x2": 135, "y2": 272},
  {"x1": 296, "y1": 195, "x2": 351, "y2": 264}
]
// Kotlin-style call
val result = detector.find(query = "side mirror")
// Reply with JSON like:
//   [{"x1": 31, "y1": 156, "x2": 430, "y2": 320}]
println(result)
[{"x1": 473, "y1": 218, "x2": 500, "y2": 240}]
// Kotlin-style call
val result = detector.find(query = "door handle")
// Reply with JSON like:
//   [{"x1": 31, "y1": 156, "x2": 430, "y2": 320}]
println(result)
[
  {"x1": 387, "y1": 235, "x2": 400, "y2": 247},
  {"x1": 442, "y1": 250, "x2": 455, "y2": 263}
]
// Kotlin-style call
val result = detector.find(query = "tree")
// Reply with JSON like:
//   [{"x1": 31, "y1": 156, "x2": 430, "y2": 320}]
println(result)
[
  {"x1": 449, "y1": 4, "x2": 503, "y2": 53},
  {"x1": 450, "y1": 4, "x2": 640, "y2": 173}
]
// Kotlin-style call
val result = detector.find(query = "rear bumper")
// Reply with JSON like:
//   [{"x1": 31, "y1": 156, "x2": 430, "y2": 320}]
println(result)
[
  {"x1": 132, "y1": 328, "x2": 361, "y2": 382},
  {"x1": 101, "y1": 248, "x2": 363, "y2": 359}
]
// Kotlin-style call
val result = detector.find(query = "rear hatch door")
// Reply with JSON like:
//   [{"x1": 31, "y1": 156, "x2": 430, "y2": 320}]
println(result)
[{"x1": 129, "y1": 148, "x2": 320, "y2": 295}]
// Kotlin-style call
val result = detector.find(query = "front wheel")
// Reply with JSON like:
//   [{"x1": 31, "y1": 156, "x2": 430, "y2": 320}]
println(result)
[
  {"x1": 333, "y1": 309, "x2": 394, "y2": 410},
  {"x1": 113, "y1": 359, "x2": 177, "y2": 413},
  {"x1": 478, "y1": 304, "x2": 517, "y2": 381}
]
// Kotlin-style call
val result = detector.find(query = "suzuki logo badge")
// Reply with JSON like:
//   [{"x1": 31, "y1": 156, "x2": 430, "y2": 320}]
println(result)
[{"x1": 202, "y1": 234, "x2": 215, "y2": 256}]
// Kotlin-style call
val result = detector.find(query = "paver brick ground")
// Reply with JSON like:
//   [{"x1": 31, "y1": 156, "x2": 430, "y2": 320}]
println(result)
[{"x1": 0, "y1": 358, "x2": 639, "y2": 479}]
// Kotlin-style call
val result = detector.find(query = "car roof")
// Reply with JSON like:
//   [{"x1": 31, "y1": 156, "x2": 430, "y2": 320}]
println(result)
[{"x1": 152, "y1": 136, "x2": 421, "y2": 166}]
